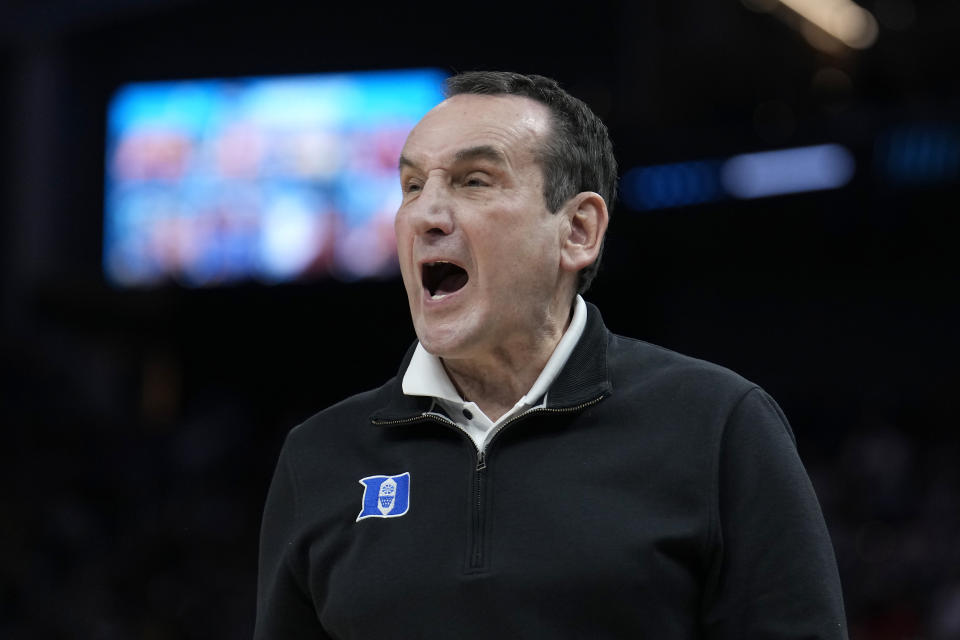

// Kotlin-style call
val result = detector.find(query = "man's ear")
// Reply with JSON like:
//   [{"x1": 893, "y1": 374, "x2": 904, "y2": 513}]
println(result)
[{"x1": 559, "y1": 191, "x2": 609, "y2": 274}]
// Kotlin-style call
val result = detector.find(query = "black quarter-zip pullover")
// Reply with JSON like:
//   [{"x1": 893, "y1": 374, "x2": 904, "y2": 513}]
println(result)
[{"x1": 256, "y1": 303, "x2": 847, "y2": 639}]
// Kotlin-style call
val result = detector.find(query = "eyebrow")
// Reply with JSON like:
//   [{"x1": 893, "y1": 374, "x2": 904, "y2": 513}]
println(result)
[
  {"x1": 398, "y1": 145, "x2": 507, "y2": 172},
  {"x1": 453, "y1": 145, "x2": 507, "y2": 166}
]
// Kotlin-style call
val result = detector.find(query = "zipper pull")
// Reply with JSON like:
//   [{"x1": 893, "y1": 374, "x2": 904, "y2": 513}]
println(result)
[{"x1": 476, "y1": 450, "x2": 486, "y2": 471}]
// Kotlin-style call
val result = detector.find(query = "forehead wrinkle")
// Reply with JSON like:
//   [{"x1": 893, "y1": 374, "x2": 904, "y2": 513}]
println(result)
[
  {"x1": 400, "y1": 140, "x2": 519, "y2": 176},
  {"x1": 401, "y1": 95, "x2": 550, "y2": 175}
]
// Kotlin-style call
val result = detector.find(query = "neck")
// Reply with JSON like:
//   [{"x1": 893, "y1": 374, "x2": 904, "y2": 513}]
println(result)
[{"x1": 441, "y1": 300, "x2": 573, "y2": 422}]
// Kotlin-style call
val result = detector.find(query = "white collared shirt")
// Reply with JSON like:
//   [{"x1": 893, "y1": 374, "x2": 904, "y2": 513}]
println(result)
[{"x1": 401, "y1": 295, "x2": 588, "y2": 451}]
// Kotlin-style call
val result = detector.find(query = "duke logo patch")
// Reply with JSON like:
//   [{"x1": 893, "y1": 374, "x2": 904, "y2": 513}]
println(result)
[{"x1": 356, "y1": 472, "x2": 411, "y2": 521}]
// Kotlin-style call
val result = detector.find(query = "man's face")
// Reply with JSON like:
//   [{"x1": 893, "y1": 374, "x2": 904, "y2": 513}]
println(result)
[{"x1": 395, "y1": 94, "x2": 570, "y2": 361}]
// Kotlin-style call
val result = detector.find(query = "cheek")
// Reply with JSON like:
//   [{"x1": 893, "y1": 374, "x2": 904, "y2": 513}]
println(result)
[
  {"x1": 393, "y1": 225, "x2": 418, "y2": 294},
  {"x1": 394, "y1": 214, "x2": 414, "y2": 261},
  {"x1": 398, "y1": 260, "x2": 421, "y2": 299},
  {"x1": 393, "y1": 211, "x2": 409, "y2": 244}
]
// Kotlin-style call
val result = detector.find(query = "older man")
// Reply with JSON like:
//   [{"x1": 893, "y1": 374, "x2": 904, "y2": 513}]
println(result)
[{"x1": 256, "y1": 71, "x2": 847, "y2": 639}]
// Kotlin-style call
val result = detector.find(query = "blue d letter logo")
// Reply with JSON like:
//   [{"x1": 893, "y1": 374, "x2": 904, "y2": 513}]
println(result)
[{"x1": 356, "y1": 472, "x2": 410, "y2": 521}]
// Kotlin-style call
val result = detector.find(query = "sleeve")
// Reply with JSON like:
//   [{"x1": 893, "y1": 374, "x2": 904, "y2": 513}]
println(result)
[
  {"x1": 701, "y1": 387, "x2": 848, "y2": 639},
  {"x1": 254, "y1": 433, "x2": 332, "y2": 640}
]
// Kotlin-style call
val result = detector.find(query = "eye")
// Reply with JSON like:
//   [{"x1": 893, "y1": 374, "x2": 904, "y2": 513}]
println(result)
[
  {"x1": 402, "y1": 180, "x2": 423, "y2": 194},
  {"x1": 463, "y1": 173, "x2": 490, "y2": 187}
]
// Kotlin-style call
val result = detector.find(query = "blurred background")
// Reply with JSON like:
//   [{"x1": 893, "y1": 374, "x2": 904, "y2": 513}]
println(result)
[{"x1": 1, "y1": 0, "x2": 958, "y2": 637}]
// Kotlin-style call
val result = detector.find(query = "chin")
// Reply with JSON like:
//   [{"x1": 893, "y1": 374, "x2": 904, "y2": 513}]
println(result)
[
  {"x1": 415, "y1": 329, "x2": 459, "y2": 358},
  {"x1": 414, "y1": 318, "x2": 475, "y2": 359}
]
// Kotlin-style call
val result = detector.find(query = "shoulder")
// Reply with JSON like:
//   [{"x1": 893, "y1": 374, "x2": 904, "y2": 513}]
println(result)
[
  {"x1": 606, "y1": 331, "x2": 756, "y2": 402},
  {"x1": 602, "y1": 330, "x2": 800, "y2": 452},
  {"x1": 284, "y1": 377, "x2": 397, "y2": 451}
]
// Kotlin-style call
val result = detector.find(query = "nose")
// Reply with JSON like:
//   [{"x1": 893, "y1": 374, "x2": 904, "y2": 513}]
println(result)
[{"x1": 405, "y1": 175, "x2": 454, "y2": 236}]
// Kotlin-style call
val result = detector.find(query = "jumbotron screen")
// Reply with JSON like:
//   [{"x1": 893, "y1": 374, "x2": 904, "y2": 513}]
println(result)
[{"x1": 103, "y1": 68, "x2": 447, "y2": 287}]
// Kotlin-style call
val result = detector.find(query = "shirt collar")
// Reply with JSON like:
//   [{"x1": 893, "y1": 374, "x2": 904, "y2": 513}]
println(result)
[{"x1": 402, "y1": 295, "x2": 588, "y2": 407}]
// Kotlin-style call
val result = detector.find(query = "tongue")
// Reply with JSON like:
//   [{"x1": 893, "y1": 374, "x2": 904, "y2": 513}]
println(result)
[{"x1": 435, "y1": 268, "x2": 468, "y2": 295}]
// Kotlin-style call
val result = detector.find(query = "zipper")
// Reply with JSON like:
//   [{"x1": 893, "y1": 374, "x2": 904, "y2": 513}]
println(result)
[
  {"x1": 467, "y1": 393, "x2": 608, "y2": 572},
  {"x1": 478, "y1": 394, "x2": 608, "y2": 458},
  {"x1": 374, "y1": 411, "x2": 492, "y2": 572},
  {"x1": 469, "y1": 454, "x2": 486, "y2": 570},
  {"x1": 375, "y1": 393, "x2": 608, "y2": 573}
]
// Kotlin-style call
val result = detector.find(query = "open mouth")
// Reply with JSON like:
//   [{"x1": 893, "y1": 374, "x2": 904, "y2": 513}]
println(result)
[{"x1": 422, "y1": 261, "x2": 469, "y2": 298}]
